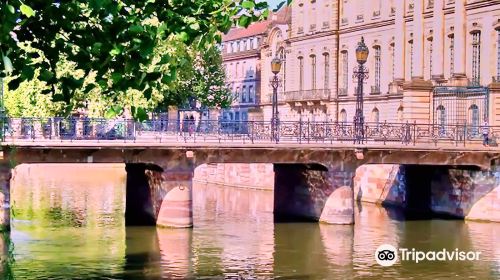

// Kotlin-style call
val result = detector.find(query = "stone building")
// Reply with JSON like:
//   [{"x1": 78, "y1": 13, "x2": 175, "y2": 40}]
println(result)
[
  {"x1": 220, "y1": 8, "x2": 291, "y2": 124},
  {"x1": 225, "y1": 0, "x2": 500, "y2": 127},
  {"x1": 338, "y1": 0, "x2": 500, "y2": 127},
  {"x1": 260, "y1": 1, "x2": 338, "y2": 122}
]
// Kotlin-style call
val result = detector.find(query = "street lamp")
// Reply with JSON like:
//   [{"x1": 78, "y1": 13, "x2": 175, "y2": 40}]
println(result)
[
  {"x1": 353, "y1": 37, "x2": 369, "y2": 144},
  {"x1": 270, "y1": 57, "x2": 282, "y2": 143}
]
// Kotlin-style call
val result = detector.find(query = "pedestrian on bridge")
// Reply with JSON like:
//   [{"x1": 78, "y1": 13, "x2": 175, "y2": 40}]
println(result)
[{"x1": 482, "y1": 120, "x2": 490, "y2": 146}]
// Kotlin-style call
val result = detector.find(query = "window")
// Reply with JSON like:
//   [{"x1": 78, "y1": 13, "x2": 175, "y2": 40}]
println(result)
[
  {"x1": 249, "y1": 86, "x2": 254, "y2": 103},
  {"x1": 279, "y1": 48, "x2": 286, "y2": 92},
  {"x1": 235, "y1": 87, "x2": 240, "y2": 100},
  {"x1": 469, "y1": 104, "x2": 479, "y2": 135},
  {"x1": 299, "y1": 57, "x2": 304, "y2": 91},
  {"x1": 235, "y1": 62, "x2": 239, "y2": 78},
  {"x1": 242, "y1": 86, "x2": 247, "y2": 103},
  {"x1": 437, "y1": 105, "x2": 446, "y2": 135},
  {"x1": 374, "y1": 46, "x2": 381, "y2": 93},
  {"x1": 391, "y1": 43, "x2": 395, "y2": 81},
  {"x1": 324, "y1": 53, "x2": 330, "y2": 90},
  {"x1": 472, "y1": 31, "x2": 481, "y2": 86},
  {"x1": 450, "y1": 35, "x2": 455, "y2": 76},
  {"x1": 428, "y1": 38, "x2": 433, "y2": 79},
  {"x1": 311, "y1": 55, "x2": 317, "y2": 90},
  {"x1": 341, "y1": 51, "x2": 348, "y2": 92},
  {"x1": 242, "y1": 61, "x2": 246, "y2": 78},
  {"x1": 497, "y1": 29, "x2": 500, "y2": 81},
  {"x1": 340, "y1": 109, "x2": 347, "y2": 123},
  {"x1": 409, "y1": 40, "x2": 414, "y2": 78},
  {"x1": 371, "y1": 108, "x2": 380, "y2": 128},
  {"x1": 397, "y1": 106, "x2": 404, "y2": 122}
]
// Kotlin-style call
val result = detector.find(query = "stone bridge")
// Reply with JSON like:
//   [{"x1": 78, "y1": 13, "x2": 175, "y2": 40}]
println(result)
[
  {"x1": 0, "y1": 139, "x2": 497, "y2": 230},
  {"x1": 0, "y1": 118, "x2": 498, "y2": 230}
]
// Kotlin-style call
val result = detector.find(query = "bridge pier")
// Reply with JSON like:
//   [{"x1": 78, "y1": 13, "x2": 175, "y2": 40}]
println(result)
[
  {"x1": 125, "y1": 162, "x2": 194, "y2": 228},
  {"x1": 274, "y1": 163, "x2": 355, "y2": 224},
  {"x1": 0, "y1": 164, "x2": 10, "y2": 232}
]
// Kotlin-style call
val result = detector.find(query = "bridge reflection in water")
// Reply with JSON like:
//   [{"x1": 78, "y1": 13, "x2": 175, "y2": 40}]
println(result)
[{"x1": 0, "y1": 165, "x2": 497, "y2": 279}]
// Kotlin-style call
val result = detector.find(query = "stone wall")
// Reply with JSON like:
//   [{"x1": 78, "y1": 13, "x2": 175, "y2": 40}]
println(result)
[
  {"x1": 431, "y1": 167, "x2": 500, "y2": 222},
  {"x1": 353, "y1": 165, "x2": 406, "y2": 207},
  {"x1": 194, "y1": 163, "x2": 274, "y2": 190}
]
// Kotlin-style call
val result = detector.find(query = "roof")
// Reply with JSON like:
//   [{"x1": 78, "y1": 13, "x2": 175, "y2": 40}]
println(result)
[{"x1": 222, "y1": 6, "x2": 291, "y2": 42}]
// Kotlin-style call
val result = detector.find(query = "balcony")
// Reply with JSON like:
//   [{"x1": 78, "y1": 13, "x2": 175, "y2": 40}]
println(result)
[
  {"x1": 270, "y1": 89, "x2": 331, "y2": 103},
  {"x1": 338, "y1": 88, "x2": 348, "y2": 96},
  {"x1": 322, "y1": 21, "x2": 330, "y2": 29},
  {"x1": 310, "y1": 24, "x2": 316, "y2": 32},
  {"x1": 356, "y1": 15, "x2": 364, "y2": 23},
  {"x1": 390, "y1": 7, "x2": 395, "y2": 16},
  {"x1": 341, "y1": 17, "x2": 348, "y2": 26},
  {"x1": 372, "y1": 10, "x2": 381, "y2": 18},
  {"x1": 297, "y1": 27, "x2": 304, "y2": 34}
]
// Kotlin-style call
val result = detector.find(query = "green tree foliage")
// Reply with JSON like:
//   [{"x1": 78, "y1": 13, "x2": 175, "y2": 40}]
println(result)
[
  {"x1": 0, "y1": 1, "x2": 268, "y2": 119},
  {"x1": 170, "y1": 46, "x2": 232, "y2": 111},
  {"x1": 3, "y1": 40, "x2": 231, "y2": 118}
]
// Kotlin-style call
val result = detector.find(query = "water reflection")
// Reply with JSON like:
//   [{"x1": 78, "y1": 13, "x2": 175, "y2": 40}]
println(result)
[{"x1": 4, "y1": 165, "x2": 500, "y2": 279}]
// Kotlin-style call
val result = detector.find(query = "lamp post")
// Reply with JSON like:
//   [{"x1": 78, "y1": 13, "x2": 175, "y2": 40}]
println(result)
[
  {"x1": 270, "y1": 57, "x2": 282, "y2": 143},
  {"x1": 353, "y1": 37, "x2": 369, "y2": 144}
]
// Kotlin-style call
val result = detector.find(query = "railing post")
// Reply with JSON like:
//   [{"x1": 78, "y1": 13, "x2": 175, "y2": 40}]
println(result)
[
  {"x1": 463, "y1": 123, "x2": 467, "y2": 147},
  {"x1": 307, "y1": 119, "x2": 310, "y2": 144},
  {"x1": 299, "y1": 120, "x2": 302, "y2": 144},
  {"x1": 250, "y1": 121, "x2": 254, "y2": 144},
  {"x1": 413, "y1": 121, "x2": 417, "y2": 146}
]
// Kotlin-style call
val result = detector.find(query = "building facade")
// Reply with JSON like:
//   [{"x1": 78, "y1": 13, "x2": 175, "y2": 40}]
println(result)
[{"x1": 220, "y1": 0, "x2": 500, "y2": 128}]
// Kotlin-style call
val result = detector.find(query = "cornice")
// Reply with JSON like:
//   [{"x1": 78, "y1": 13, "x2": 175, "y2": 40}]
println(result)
[{"x1": 288, "y1": 30, "x2": 337, "y2": 43}]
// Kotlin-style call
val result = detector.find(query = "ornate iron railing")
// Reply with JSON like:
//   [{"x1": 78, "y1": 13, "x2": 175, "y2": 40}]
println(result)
[{"x1": 2, "y1": 117, "x2": 500, "y2": 147}]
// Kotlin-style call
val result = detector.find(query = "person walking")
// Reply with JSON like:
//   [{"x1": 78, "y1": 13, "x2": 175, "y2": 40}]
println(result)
[{"x1": 482, "y1": 119, "x2": 489, "y2": 146}]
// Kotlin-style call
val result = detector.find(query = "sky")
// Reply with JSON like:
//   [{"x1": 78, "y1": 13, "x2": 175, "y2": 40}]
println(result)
[{"x1": 267, "y1": 0, "x2": 283, "y2": 9}]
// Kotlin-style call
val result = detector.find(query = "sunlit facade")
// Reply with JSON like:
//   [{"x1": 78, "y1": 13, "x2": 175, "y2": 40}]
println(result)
[{"x1": 222, "y1": 0, "x2": 500, "y2": 127}]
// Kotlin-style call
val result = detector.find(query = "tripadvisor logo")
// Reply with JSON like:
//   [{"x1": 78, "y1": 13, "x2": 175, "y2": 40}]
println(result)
[{"x1": 375, "y1": 244, "x2": 481, "y2": 266}]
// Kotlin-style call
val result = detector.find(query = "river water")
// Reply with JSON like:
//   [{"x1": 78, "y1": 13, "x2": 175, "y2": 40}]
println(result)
[{"x1": 2, "y1": 164, "x2": 499, "y2": 279}]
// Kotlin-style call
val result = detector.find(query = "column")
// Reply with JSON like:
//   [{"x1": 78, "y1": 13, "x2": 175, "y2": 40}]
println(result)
[
  {"x1": 274, "y1": 163, "x2": 355, "y2": 224},
  {"x1": 125, "y1": 162, "x2": 194, "y2": 228},
  {"x1": 0, "y1": 164, "x2": 10, "y2": 231},
  {"x1": 412, "y1": 0, "x2": 424, "y2": 80},
  {"x1": 432, "y1": 0, "x2": 445, "y2": 81},
  {"x1": 452, "y1": 0, "x2": 467, "y2": 79},
  {"x1": 394, "y1": 0, "x2": 406, "y2": 82}
]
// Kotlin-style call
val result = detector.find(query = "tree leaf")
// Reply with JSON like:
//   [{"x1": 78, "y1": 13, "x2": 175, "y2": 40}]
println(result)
[
  {"x1": 20, "y1": 4, "x2": 35, "y2": 18},
  {"x1": 7, "y1": 5, "x2": 15, "y2": 14},
  {"x1": 241, "y1": 1, "x2": 255, "y2": 9}
]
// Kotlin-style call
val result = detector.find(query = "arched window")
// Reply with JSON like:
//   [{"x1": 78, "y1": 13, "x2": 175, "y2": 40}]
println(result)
[
  {"x1": 324, "y1": 53, "x2": 330, "y2": 90},
  {"x1": 371, "y1": 108, "x2": 380, "y2": 128},
  {"x1": 310, "y1": 54, "x2": 317, "y2": 90},
  {"x1": 469, "y1": 104, "x2": 479, "y2": 135},
  {"x1": 390, "y1": 43, "x2": 395, "y2": 81},
  {"x1": 340, "y1": 109, "x2": 347, "y2": 123},
  {"x1": 235, "y1": 87, "x2": 240, "y2": 100},
  {"x1": 248, "y1": 86, "x2": 254, "y2": 103},
  {"x1": 341, "y1": 50, "x2": 348, "y2": 95},
  {"x1": 409, "y1": 39, "x2": 414, "y2": 78},
  {"x1": 449, "y1": 34, "x2": 455, "y2": 76},
  {"x1": 299, "y1": 56, "x2": 304, "y2": 91},
  {"x1": 242, "y1": 86, "x2": 247, "y2": 103},
  {"x1": 428, "y1": 37, "x2": 433, "y2": 79},
  {"x1": 437, "y1": 105, "x2": 446, "y2": 135},
  {"x1": 278, "y1": 48, "x2": 286, "y2": 92},
  {"x1": 397, "y1": 106, "x2": 404, "y2": 122},
  {"x1": 373, "y1": 46, "x2": 381, "y2": 93},
  {"x1": 471, "y1": 31, "x2": 481, "y2": 86}
]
